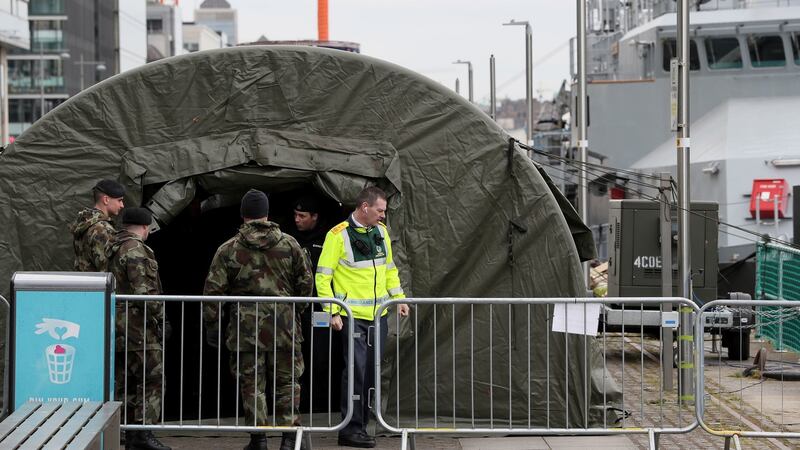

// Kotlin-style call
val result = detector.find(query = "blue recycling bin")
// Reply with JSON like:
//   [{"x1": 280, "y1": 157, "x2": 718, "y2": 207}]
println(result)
[{"x1": 9, "y1": 272, "x2": 115, "y2": 410}]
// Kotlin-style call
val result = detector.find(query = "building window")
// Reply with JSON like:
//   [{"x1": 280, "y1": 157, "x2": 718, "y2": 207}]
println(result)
[
  {"x1": 9, "y1": 99, "x2": 35, "y2": 127},
  {"x1": 8, "y1": 59, "x2": 65, "y2": 95},
  {"x1": 29, "y1": 0, "x2": 64, "y2": 15},
  {"x1": 705, "y1": 37, "x2": 743, "y2": 69},
  {"x1": 747, "y1": 35, "x2": 786, "y2": 68},
  {"x1": 661, "y1": 39, "x2": 700, "y2": 71},
  {"x1": 31, "y1": 20, "x2": 65, "y2": 52},
  {"x1": 147, "y1": 19, "x2": 163, "y2": 34},
  {"x1": 791, "y1": 32, "x2": 800, "y2": 65}
]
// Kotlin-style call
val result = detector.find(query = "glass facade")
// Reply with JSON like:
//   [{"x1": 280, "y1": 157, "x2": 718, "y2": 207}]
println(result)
[
  {"x1": 31, "y1": 20, "x2": 64, "y2": 51},
  {"x1": 8, "y1": 98, "x2": 65, "y2": 137},
  {"x1": 705, "y1": 37, "x2": 743, "y2": 69},
  {"x1": 747, "y1": 35, "x2": 786, "y2": 68},
  {"x1": 8, "y1": 59, "x2": 66, "y2": 94},
  {"x1": 29, "y1": 0, "x2": 64, "y2": 15}
]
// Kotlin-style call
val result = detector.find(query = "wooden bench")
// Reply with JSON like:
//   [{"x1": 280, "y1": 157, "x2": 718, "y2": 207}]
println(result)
[{"x1": 0, "y1": 401, "x2": 121, "y2": 449}]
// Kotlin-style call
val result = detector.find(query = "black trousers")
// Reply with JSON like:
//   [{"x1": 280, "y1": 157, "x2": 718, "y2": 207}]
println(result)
[{"x1": 340, "y1": 315, "x2": 388, "y2": 436}]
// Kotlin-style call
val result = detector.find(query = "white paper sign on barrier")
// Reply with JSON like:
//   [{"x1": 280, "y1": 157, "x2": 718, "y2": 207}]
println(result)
[{"x1": 551, "y1": 303, "x2": 601, "y2": 336}]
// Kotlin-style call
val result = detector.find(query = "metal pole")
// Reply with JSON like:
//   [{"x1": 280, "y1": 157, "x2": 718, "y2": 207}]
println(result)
[
  {"x1": 774, "y1": 194, "x2": 780, "y2": 235},
  {"x1": 577, "y1": 0, "x2": 590, "y2": 285},
  {"x1": 467, "y1": 61, "x2": 473, "y2": 103},
  {"x1": 660, "y1": 173, "x2": 674, "y2": 391},
  {"x1": 453, "y1": 60, "x2": 473, "y2": 103},
  {"x1": 502, "y1": 20, "x2": 533, "y2": 150},
  {"x1": 525, "y1": 22, "x2": 533, "y2": 147},
  {"x1": 455, "y1": 78, "x2": 460, "y2": 95},
  {"x1": 490, "y1": 55, "x2": 496, "y2": 120},
  {"x1": 80, "y1": 53, "x2": 85, "y2": 91},
  {"x1": 39, "y1": 42, "x2": 44, "y2": 118},
  {"x1": 676, "y1": 0, "x2": 694, "y2": 401}
]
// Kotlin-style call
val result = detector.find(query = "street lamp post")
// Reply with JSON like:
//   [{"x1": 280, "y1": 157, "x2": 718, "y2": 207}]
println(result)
[
  {"x1": 503, "y1": 19, "x2": 533, "y2": 149},
  {"x1": 452, "y1": 60, "x2": 473, "y2": 102},
  {"x1": 75, "y1": 53, "x2": 106, "y2": 91},
  {"x1": 39, "y1": 42, "x2": 44, "y2": 118},
  {"x1": 489, "y1": 54, "x2": 496, "y2": 120}
]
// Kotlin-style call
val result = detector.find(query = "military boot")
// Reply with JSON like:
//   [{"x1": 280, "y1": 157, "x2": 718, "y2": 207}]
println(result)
[
  {"x1": 279, "y1": 432, "x2": 308, "y2": 450},
  {"x1": 126, "y1": 431, "x2": 171, "y2": 450},
  {"x1": 244, "y1": 433, "x2": 268, "y2": 450}
]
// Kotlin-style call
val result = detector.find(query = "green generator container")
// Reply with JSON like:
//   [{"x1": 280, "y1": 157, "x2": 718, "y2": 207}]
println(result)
[{"x1": 607, "y1": 200, "x2": 719, "y2": 304}]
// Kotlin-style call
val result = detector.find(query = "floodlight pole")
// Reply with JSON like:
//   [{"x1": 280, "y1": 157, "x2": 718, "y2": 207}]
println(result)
[
  {"x1": 453, "y1": 60, "x2": 473, "y2": 102},
  {"x1": 676, "y1": 0, "x2": 694, "y2": 401},
  {"x1": 489, "y1": 54, "x2": 496, "y2": 120},
  {"x1": 503, "y1": 19, "x2": 532, "y2": 149},
  {"x1": 576, "y1": 0, "x2": 590, "y2": 285}
]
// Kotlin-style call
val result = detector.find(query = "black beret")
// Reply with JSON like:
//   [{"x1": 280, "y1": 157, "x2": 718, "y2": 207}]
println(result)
[
  {"x1": 93, "y1": 179, "x2": 125, "y2": 198},
  {"x1": 240, "y1": 189, "x2": 269, "y2": 219},
  {"x1": 121, "y1": 207, "x2": 152, "y2": 226},
  {"x1": 294, "y1": 195, "x2": 321, "y2": 214}
]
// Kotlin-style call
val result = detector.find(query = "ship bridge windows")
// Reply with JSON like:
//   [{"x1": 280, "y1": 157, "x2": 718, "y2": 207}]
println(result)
[
  {"x1": 705, "y1": 37, "x2": 743, "y2": 69},
  {"x1": 747, "y1": 35, "x2": 786, "y2": 68},
  {"x1": 662, "y1": 39, "x2": 700, "y2": 71},
  {"x1": 792, "y1": 33, "x2": 800, "y2": 65}
]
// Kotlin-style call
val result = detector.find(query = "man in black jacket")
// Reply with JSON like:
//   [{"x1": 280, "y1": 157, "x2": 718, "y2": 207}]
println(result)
[{"x1": 291, "y1": 195, "x2": 326, "y2": 279}]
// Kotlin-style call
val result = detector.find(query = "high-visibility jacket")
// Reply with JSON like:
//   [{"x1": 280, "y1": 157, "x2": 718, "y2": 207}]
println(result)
[{"x1": 315, "y1": 216, "x2": 405, "y2": 321}]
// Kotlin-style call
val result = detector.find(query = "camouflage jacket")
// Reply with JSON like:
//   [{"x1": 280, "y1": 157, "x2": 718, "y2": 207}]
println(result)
[
  {"x1": 70, "y1": 208, "x2": 116, "y2": 272},
  {"x1": 203, "y1": 219, "x2": 313, "y2": 351},
  {"x1": 107, "y1": 230, "x2": 165, "y2": 351}
]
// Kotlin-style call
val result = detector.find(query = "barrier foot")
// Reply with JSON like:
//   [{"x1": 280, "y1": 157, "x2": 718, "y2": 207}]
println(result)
[
  {"x1": 648, "y1": 429, "x2": 658, "y2": 450},
  {"x1": 294, "y1": 429, "x2": 303, "y2": 450},
  {"x1": 724, "y1": 435, "x2": 741, "y2": 450},
  {"x1": 400, "y1": 430, "x2": 416, "y2": 450}
]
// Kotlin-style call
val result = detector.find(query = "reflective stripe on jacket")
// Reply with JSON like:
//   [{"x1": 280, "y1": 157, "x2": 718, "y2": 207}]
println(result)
[{"x1": 315, "y1": 218, "x2": 404, "y2": 321}]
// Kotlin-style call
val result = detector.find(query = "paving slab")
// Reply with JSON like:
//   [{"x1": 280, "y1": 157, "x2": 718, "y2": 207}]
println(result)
[{"x1": 459, "y1": 436, "x2": 550, "y2": 450}]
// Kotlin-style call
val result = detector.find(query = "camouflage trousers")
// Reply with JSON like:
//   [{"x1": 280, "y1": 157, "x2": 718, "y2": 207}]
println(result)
[
  {"x1": 234, "y1": 347, "x2": 304, "y2": 427},
  {"x1": 115, "y1": 349, "x2": 163, "y2": 425}
]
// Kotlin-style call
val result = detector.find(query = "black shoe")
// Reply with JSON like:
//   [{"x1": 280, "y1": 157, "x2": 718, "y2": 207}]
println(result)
[
  {"x1": 244, "y1": 433, "x2": 268, "y2": 450},
  {"x1": 126, "y1": 431, "x2": 172, "y2": 450},
  {"x1": 280, "y1": 432, "x2": 308, "y2": 450},
  {"x1": 337, "y1": 433, "x2": 376, "y2": 448}
]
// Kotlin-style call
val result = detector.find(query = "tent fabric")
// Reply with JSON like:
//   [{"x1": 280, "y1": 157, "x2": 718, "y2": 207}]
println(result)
[{"x1": 0, "y1": 45, "x2": 614, "y2": 426}]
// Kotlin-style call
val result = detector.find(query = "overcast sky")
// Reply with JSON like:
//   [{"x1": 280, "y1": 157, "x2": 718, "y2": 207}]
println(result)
[{"x1": 181, "y1": 0, "x2": 576, "y2": 103}]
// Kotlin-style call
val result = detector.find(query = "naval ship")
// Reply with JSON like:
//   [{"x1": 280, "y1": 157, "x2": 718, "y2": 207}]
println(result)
[{"x1": 553, "y1": 0, "x2": 800, "y2": 264}]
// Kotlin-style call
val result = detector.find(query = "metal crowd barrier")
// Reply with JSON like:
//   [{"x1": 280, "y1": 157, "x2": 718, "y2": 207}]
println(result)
[
  {"x1": 374, "y1": 297, "x2": 700, "y2": 450},
  {"x1": 696, "y1": 299, "x2": 800, "y2": 450},
  {"x1": 116, "y1": 294, "x2": 354, "y2": 447}
]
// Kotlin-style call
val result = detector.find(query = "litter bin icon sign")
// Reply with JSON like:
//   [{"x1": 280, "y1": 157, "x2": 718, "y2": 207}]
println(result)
[
  {"x1": 46, "y1": 344, "x2": 76, "y2": 384},
  {"x1": 10, "y1": 272, "x2": 114, "y2": 411},
  {"x1": 35, "y1": 318, "x2": 81, "y2": 384}
]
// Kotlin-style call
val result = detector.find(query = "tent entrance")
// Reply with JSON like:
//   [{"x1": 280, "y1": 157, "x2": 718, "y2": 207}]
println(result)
[{"x1": 145, "y1": 183, "x2": 348, "y2": 421}]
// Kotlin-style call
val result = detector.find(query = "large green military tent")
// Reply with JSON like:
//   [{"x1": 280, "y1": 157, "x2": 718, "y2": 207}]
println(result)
[{"x1": 0, "y1": 46, "x2": 618, "y2": 427}]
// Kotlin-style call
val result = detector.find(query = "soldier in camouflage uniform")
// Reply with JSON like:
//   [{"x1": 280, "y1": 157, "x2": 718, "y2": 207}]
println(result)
[
  {"x1": 203, "y1": 190, "x2": 313, "y2": 450},
  {"x1": 107, "y1": 208, "x2": 171, "y2": 450},
  {"x1": 70, "y1": 179, "x2": 126, "y2": 272}
]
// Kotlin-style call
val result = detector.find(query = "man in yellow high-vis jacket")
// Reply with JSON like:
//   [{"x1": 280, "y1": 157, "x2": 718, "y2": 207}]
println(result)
[{"x1": 316, "y1": 186, "x2": 409, "y2": 448}]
